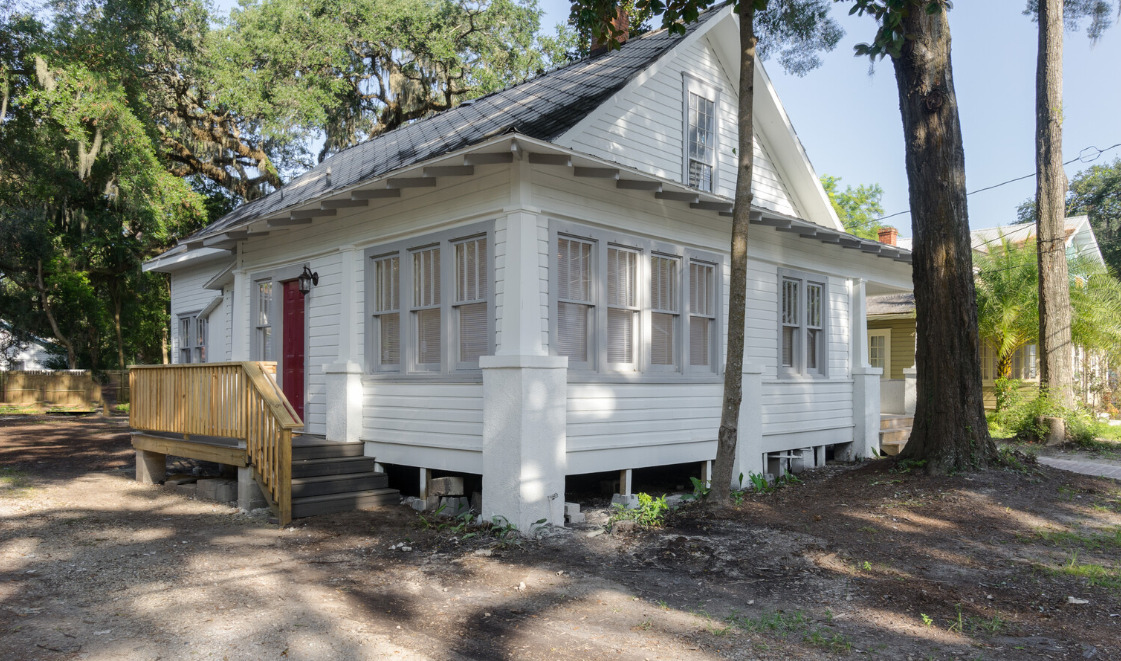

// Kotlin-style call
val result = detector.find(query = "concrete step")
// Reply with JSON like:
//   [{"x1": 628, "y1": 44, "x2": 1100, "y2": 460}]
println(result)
[
  {"x1": 881, "y1": 415, "x2": 914, "y2": 431},
  {"x1": 291, "y1": 442, "x2": 365, "y2": 461},
  {"x1": 291, "y1": 488, "x2": 400, "y2": 518},
  {"x1": 292, "y1": 456, "x2": 378, "y2": 478},
  {"x1": 291, "y1": 472, "x2": 389, "y2": 498}
]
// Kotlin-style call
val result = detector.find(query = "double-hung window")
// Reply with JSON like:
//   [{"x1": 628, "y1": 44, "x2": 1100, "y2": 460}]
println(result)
[
  {"x1": 365, "y1": 222, "x2": 492, "y2": 375},
  {"x1": 255, "y1": 281, "x2": 273, "y2": 361},
  {"x1": 779, "y1": 269, "x2": 828, "y2": 377},
  {"x1": 177, "y1": 313, "x2": 207, "y2": 364},
  {"x1": 683, "y1": 74, "x2": 720, "y2": 193},
  {"x1": 552, "y1": 222, "x2": 721, "y2": 376}
]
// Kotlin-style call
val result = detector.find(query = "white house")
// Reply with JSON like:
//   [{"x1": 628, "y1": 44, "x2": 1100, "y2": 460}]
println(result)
[
  {"x1": 0, "y1": 322, "x2": 56, "y2": 371},
  {"x1": 143, "y1": 6, "x2": 913, "y2": 528}
]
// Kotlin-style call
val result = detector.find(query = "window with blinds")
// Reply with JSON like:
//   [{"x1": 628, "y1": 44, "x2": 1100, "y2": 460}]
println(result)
[
  {"x1": 557, "y1": 237, "x2": 594, "y2": 365},
  {"x1": 455, "y1": 236, "x2": 488, "y2": 365},
  {"x1": 177, "y1": 313, "x2": 207, "y2": 364},
  {"x1": 689, "y1": 260, "x2": 715, "y2": 368},
  {"x1": 650, "y1": 255, "x2": 679, "y2": 367},
  {"x1": 196, "y1": 317, "x2": 208, "y2": 363},
  {"x1": 364, "y1": 222, "x2": 492, "y2": 375},
  {"x1": 412, "y1": 246, "x2": 441, "y2": 369},
  {"x1": 607, "y1": 247, "x2": 639, "y2": 367},
  {"x1": 779, "y1": 271, "x2": 827, "y2": 377},
  {"x1": 551, "y1": 222, "x2": 722, "y2": 377},
  {"x1": 371, "y1": 255, "x2": 400, "y2": 370}
]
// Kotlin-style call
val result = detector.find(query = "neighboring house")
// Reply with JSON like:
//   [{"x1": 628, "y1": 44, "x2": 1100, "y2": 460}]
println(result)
[
  {"x1": 142, "y1": 6, "x2": 913, "y2": 527},
  {"x1": 872, "y1": 215, "x2": 1106, "y2": 411},
  {"x1": 0, "y1": 321, "x2": 56, "y2": 371}
]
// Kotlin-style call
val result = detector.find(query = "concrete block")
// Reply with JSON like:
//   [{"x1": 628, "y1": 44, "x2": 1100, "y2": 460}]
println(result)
[
  {"x1": 564, "y1": 502, "x2": 581, "y2": 516},
  {"x1": 197, "y1": 478, "x2": 219, "y2": 500},
  {"x1": 470, "y1": 491, "x2": 482, "y2": 513},
  {"x1": 426, "y1": 495, "x2": 441, "y2": 511},
  {"x1": 405, "y1": 497, "x2": 426, "y2": 512},
  {"x1": 135, "y1": 449, "x2": 166, "y2": 485},
  {"x1": 214, "y1": 480, "x2": 237, "y2": 504},
  {"x1": 430, "y1": 476, "x2": 465, "y2": 497},
  {"x1": 565, "y1": 512, "x2": 586, "y2": 525},
  {"x1": 611, "y1": 494, "x2": 638, "y2": 509},
  {"x1": 237, "y1": 467, "x2": 267, "y2": 510}
]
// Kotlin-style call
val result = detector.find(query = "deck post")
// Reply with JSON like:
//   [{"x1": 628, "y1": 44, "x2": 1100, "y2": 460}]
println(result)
[
  {"x1": 135, "y1": 449, "x2": 166, "y2": 485},
  {"x1": 850, "y1": 366, "x2": 883, "y2": 459}
]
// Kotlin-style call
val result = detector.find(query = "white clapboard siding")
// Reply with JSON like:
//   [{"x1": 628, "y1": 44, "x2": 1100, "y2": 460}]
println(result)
[
  {"x1": 761, "y1": 380, "x2": 854, "y2": 437},
  {"x1": 362, "y1": 382, "x2": 484, "y2": 472},
  {"x1": 558, "y1": 36, "x2": 801, "y2": 218},
  {"x1": 302, "y1": 252, "x2": 342, "y2": 434},
  {"x1": 169, "y1": 262, "x2": 227, "y2": 364}
]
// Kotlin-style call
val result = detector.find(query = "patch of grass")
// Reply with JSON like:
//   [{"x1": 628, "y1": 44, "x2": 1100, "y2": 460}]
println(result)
[
  {"x1": 0, "y1": 404, "x2": 39, "y2": 415},
  {"x1": 1033, "y1": 526, "x2": 1121, "y2": 551},
  {"x1": 608, "y1": 492, "x2": 669, "y2": 529},
  {"x1": 726, "y1": 609, "x2": 849, "y2": 652},
  {"x1": 113, "y1": 403, "x2": 130, "y2": 414},
  {"x1": 0, "y1": 467, "x2": 33, "y2": 497},
  {"x1": 1052, "y1": 551, "x2": 1121, "y2": 590}
]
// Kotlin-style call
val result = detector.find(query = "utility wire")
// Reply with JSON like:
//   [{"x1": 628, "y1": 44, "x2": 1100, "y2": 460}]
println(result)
[{"x1": 873, "y1": 142, "x2": 1121, "y2": 223}]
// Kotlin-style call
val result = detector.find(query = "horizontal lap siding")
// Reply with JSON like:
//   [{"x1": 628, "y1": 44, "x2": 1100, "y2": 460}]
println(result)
[
  {"x1": 558, "y1": 37, "x2": 800, "y2": 218},
  {"x1": 169, "y1": 263, "x2": 226, "y2": 364},
  {"x1": 362, "y1": 382, "x2": 483, "y2": 452},
  {"x1": 566, "y1": 383, "x2": 722, "y2": 455},
  {"x1": 303, "y1": 252, "x2": 342, "y2": 434},
  {"x1": 761, "y1": 381, "x2": 853, "y2": 436}
]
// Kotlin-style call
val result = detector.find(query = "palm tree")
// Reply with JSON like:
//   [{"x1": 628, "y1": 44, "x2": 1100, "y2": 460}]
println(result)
[{"x1": 975, "y1": 234, "x2": 1121, "y2": 408}]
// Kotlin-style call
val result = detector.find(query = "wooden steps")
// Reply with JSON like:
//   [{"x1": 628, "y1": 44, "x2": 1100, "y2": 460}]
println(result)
[
  {"x1": 879, "y1": 415, "x2": 913, "y2": 456},
  {"x1": 289, "y1": 438, "x2": 398, "y2": 518}
]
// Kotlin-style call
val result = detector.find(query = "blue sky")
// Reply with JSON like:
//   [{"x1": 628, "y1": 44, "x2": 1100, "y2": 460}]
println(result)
[{"x1": 534, "y1": 0, "x2": 1120, "y2": 236}]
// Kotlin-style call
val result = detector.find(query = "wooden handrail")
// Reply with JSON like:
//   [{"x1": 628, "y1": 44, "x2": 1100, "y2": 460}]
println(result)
[{"x1": 129, "y1": 361, "x2": 302, "y2": 524}]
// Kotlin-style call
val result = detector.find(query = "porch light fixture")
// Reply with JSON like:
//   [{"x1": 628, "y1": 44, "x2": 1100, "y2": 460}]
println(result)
[{"x1": 298, "y1": 265, "x2": 319, "y2": 294}]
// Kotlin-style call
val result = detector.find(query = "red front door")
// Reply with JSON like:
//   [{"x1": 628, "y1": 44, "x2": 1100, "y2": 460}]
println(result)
[{"x1": 282, "y1": 280, "x2": 306, "y2": 419}]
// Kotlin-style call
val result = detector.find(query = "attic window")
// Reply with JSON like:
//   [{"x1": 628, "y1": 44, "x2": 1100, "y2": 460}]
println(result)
[{"x1": 683, "y1": 74, "x2": 720, "y2": 193}]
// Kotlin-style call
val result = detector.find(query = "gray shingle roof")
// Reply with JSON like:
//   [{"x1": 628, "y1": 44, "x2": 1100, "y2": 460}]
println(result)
[
  {"x1": 191, "y1": 9, "x2": 722, "y2": 240},
  {"x1": 867, "y1": 292, "x2": 915, "y2": 316}
]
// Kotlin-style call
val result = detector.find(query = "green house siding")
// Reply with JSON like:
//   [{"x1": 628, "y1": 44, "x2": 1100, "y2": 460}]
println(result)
[{"x1": 867, "y1": 317, "x2": 916, "y2": 380}]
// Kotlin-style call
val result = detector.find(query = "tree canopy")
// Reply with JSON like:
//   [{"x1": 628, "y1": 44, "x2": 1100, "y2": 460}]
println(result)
[{"x1": 820, "y1": 174, "x2": 886, "y2": 239}]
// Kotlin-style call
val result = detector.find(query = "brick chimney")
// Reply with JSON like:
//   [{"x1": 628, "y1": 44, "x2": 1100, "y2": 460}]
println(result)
[
  {"x1": 877, "y1": 226, "x2": 898, "y2": 246},
  {"x1": 590, "y1": 7, "x2": 630, "y2": 53}
]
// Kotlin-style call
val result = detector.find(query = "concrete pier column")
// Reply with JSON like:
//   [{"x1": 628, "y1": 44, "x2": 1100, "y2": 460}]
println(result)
[
  {"x1": 731, "y1": 364, "x2": 765, "y2": 484},
  {"x1": 324, "y1": 362, "x2": 364, "y2": 442},
  {"x1": 903, "y1": 367, "x2": 917, "y2": 416},
  {"x1": 850, "y1": 366, "x2": 883, "y2": 459},
  {"x1": 480, "y1": 355, "x2": 567, "y2": 532},
  {"x1": 237, "y1": 467, "x2": 268, "y2": 511},
  {"x1": 136, "y1": 449, "x2": 166, "y2": 484}
]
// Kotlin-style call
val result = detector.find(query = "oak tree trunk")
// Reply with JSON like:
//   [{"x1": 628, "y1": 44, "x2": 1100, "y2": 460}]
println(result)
[
  {"x1": 709, "y1": 3, "x2": 756, "y2": 505},
  {"x1": 1036, "y1": 0, "x2": 1074, "y2": 408},
  {"x1": 891, "y1": 6, "x2": 996, "y2": 472}
]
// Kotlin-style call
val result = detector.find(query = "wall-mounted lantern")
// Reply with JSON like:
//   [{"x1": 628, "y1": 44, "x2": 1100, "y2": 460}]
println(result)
[{"x1": 298, "y1": 265, "x2": 319, "y2": 294}]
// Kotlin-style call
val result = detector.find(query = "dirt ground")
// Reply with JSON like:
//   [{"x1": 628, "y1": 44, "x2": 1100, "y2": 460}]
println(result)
[{"x1": 1, "y1": 416, "x2": 1119, "y2": 660}]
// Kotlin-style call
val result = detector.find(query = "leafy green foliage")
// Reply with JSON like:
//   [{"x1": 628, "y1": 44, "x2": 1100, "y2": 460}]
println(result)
[
  {"x1": 1024, "y1": 0, "x2": 1117, "y2": 41},
  {"x1": 821, "y1": 174, "x2": 886, "y2": 239},
  {"x1": 846, "y1": 0, "x2": 949, "y2": 61},
  {"x1": 610, "y1": 492, "x2": 669, "y2": 528}
]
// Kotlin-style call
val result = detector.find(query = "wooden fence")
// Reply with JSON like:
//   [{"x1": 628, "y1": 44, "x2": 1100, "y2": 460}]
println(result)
[{"x1": 0, "y1": 370, "x2": 101, "y2": 408}]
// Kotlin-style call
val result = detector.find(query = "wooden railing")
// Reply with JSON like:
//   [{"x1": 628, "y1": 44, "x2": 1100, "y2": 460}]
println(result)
[{"x1": 129, "y1": 362, "x2": 302, "y2": 524}]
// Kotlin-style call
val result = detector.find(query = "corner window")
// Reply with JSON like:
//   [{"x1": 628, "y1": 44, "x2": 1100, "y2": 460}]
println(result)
[
  {"x1": 551, "y1": 221, "x2": 721, "y2": 376},
  {"x1": 177, "y1": 313, "x2": 206, "y2": 364},
  {"x1": 779, "y1": 270, "x2": 828, "y2": 377},
  {"x1": 683, "y1": 75, "x2": 720, "y2": 193},
  {"x1": 365, "y1": 222, "x2": 493, "y2": 375}
]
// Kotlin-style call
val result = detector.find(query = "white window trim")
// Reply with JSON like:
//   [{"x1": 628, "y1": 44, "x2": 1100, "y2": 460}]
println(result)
[
  {"x1": 549, "y1": 220, "x2": 723, "y2": 380},
  {"x1": 868, "y1": 328, "x2": 891, "y2": 379},
  {"x1": 177, "y1": 311, "x2": 203, "y2": 364},
  {"x1": 363, "y1": 221, "x2": 494, "y2": 377},
  {"x1": 682, "y1": 73, "x2": 722, "y2": 193},
  {"x1": 777, "y1": 268, "x2": 830, "y2": 379}
]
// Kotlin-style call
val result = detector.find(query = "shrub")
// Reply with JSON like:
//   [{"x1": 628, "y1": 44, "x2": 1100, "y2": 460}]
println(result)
[{"x1": 610, "y1": 492, "x2": 669, "y2": 529}]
